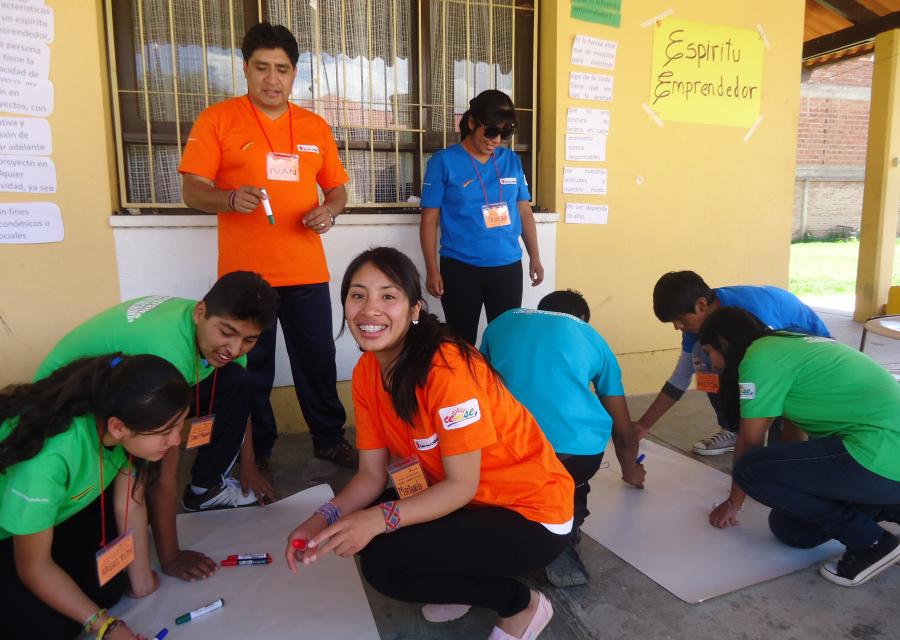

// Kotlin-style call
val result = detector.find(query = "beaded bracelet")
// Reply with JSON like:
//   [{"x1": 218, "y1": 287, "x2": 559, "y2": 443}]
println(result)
[
  {"x1": 315, "y1": 501, "x2": 342, "y2": 526},
  {"x1": 381, "y1": 500, "x2": 401, "y2": 533},
  {"x1": 82, "y1": 608, "x2": 107, "y2": 633},
  {"x1": 95, "y1": 615, "x2": 118, "y2": 640}
]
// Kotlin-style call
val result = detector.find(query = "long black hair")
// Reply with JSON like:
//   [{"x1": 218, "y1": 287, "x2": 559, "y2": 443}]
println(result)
[
  {"x1": 340, "y1": 247, "x2": 486, "y2": 424},
  {"x1": 0, "y1": 354, "x2": 191, "y2": 481},
  {"x1": 698, "y1": 307, "x2": 771, "y2": 423}
]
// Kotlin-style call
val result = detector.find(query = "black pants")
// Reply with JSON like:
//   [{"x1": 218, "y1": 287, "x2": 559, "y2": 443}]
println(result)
[
  {"x1": 558, "y1": 452, "x2": 605, "y2": 544},
  {"x1": 248, "y1": 283, "x2": 346, "y2": 457},
  {"x1": 190, "y1": 360, "x2": 252, "y2": 488},
  {"x1": 360, "y1": 506, "x2": 567, "y2": 617},
  {"x1": 440, "y1": 257, "x2": 523, "y2": 345},
  {"x1": 0, "y1": 489, "x2": 127, "y2": 639}
]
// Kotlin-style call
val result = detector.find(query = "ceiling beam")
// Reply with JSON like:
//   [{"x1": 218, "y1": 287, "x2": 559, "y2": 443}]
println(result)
[
  {"x1": 804, "y1": 10, "x2": 900, "y2": 59},
  {"x1": 813, "y1": 0, "x2": 879, "y2": 25}
]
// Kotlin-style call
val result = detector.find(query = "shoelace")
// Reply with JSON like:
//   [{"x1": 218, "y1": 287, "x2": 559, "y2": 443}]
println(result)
[
  {"x1": 221, "y1": 478, "x2": 246, "y2": 507},
  {"x1": 704, "y1": 431, "x2": 732, "y2": 446}
]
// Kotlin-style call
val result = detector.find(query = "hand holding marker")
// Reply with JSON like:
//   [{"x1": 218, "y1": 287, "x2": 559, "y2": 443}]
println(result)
[{"x1": 260, "y1": 188, "x2": 275, "y2": 225}]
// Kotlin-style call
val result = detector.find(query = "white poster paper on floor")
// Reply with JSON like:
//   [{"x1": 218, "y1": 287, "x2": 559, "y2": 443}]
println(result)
[
  {"x1": 0, "y1": 38, "x2": 50, "y2": 80},
  {"x1": 0, "y1": 116, "x2": 50, "y2": 154},
  {"x1": 0, "y1": 75, "x2": 53, "y2": 116},
  {"x1": 0, "y1": 2, "x2": 54, "y2": 43},
  {"x1": 0, "y1": 154, "x2": 55, "y2": 192},
  {"x1": 0, "y1": 201, "x2": 62, "y2": 243},
  {"x1": 562, "y1": 166, "x2": 607, "y2": 195},
  {"x1": 565, "y1": 133, "x2": 606, "y2": 162},
  {"x1": 571, "y1": 35, "x2": 617, "y2": 70},
  {"x1": 582, "y1": 440, "x2": 844, "y2": 603},
  {"x1": 569, "y1": 71, "x2": 614, "y2": 102},
  {"x1": 565, "y1": 202, "x2": 608, "y2": 224},
  {"x1": 566, "y1": 107, "x2": 610, "y2": 134},
  {"x1": 111, "y1": 485, "x2": 380, "y2": 640}
]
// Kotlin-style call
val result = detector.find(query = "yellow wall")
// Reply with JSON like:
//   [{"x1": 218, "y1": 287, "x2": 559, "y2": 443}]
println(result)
[
  {"x1": 539, "y1": 0, "x2": 805, "y2": 393},
  {"x1": 0, "y1": 0, "x2": 120, "y2": 385}
]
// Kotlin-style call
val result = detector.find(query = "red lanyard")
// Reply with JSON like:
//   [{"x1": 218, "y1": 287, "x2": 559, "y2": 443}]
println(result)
[
  {"x1": 246, "y1": 96, "x2": 294, "y2": 154},
  {"x1": 195, "y1": 358, "x2": 218, "y2": 418},
  {"x1": 98, "y1": 425, "x2": 132, "y2": 548},
  {"x1": 466, "y1": 151, "x2": 503, "y2": 205}
]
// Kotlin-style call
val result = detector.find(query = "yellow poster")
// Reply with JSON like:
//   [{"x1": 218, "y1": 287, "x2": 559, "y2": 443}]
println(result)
[{"x1": 649, "y1": 19, "x2": 764, "y2": 128}]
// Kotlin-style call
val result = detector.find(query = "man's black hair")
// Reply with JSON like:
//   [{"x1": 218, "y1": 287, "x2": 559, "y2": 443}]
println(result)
[
  {"x1": 203, "y1": 271, "x2": 278, "y2": 330},
  {"x1": 538, "y1": 289, "x2": 591, "y2": 321},
  {"x1": 652, "y1": 271, "x2": 715, "y2": 322},
  {"x1": 241, "y1": 22, "x2": 299, "y2": 67}
]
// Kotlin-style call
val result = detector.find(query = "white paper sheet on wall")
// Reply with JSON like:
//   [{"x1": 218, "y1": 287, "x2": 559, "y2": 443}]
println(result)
[
  {"x1": 566, "y1": 107, "x2": 610, "y2": 134},
  {"x1": 565, "y1": 202, "x2": 608, "y2": 224},
  {"x1": 111, "y1": 485, "x2": 380, "y2": 640},
  {"x1": 565, "y1": 133, "x2": 606, "y2": 162},
  {"x1": 582, "y1": 440, "x2": 844, "y2": 603},
  {"x1": 569, "y1": 72, "x2": 614, "y2": 102},
  {"x1": 0, "y1": 116, "x2": 51, "y2": 154},
  {"x1": 571, "y1": 35, "x2": 617, "y2": 70},
  {"x1": 0, "y1": 201, "x2": 62, "y2": 243},
  {"x1": 562, "y1": 166, "x2": 607, "y2": 195}
]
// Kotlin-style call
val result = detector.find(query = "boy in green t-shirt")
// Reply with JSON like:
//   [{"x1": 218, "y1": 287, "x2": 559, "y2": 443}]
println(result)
[
  {"x1": 700, "y1": 307, "x2": 900, "y2": 588},
  {"x1": 36, "y1": 271, "x2": 278, "y2": 582}
]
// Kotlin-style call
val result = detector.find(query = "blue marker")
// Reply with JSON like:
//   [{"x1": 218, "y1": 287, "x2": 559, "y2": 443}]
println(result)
[
  {"x1": 636, "y1": 454, "x2": 646, "y2": 464},
  {"x1": 152, "y1": 629, "x2": 168, "y2": 640}
]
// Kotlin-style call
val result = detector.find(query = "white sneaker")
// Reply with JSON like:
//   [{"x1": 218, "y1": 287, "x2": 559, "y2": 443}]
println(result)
[
  {"x1": 182, "y1": 477, "x2": 258, "y2": 512},
  {"x1": 422, "y1": 604, "x2": 471, "y2": 622},
  {"x1": 692, "y1": 429, "x2": 737, "y2": 456}
]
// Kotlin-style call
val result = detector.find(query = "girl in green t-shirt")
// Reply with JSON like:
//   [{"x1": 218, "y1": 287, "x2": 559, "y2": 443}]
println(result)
[
  {"x1": 0, "y1": 354, "x2": 190, "y2": 639},
  {"x1": 699, "y1": 307, "x2": 900, "y2": 589}
]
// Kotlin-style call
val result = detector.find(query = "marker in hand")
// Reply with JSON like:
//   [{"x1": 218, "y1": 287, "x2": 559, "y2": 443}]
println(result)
[
  {"x1": 260, "y1": 188, "x2": 275, "y2": 225},
  {"x1": 636, "y1": 454, "x2": 646, "y2": 464}
]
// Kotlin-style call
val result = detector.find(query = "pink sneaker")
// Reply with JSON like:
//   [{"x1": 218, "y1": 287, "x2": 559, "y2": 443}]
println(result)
[
  {"x1": 421, "y1": 603, "x2": 472, "y2": 622},
  {"x1": 487, "y1": 591, "x2": 553, "y2": 640}
]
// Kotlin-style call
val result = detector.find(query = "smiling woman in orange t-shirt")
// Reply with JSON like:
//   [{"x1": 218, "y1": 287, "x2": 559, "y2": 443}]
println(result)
[{"x1": 284, "y1": 247, "x2": 573, "y2": 640}]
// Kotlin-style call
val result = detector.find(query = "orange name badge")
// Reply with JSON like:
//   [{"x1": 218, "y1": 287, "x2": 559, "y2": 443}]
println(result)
[
  {"x1": 482, "y1": 202, "x2": 511, "y2": 229},
  {"x1": 96, "y1": 530, "x2": 135, "y2": 586},
  {"x1": 387, "y1": 456, "x2": 428, "y2": 499},
  {"x1": 696, "y1": 370, "x2": 720, "y2": 393},
  {"x1": 266, "y1": 152, "x2": 300, "y2": 182},
  {"x1": 185, "y1": 415, "x2": 215, "y2": 449}
]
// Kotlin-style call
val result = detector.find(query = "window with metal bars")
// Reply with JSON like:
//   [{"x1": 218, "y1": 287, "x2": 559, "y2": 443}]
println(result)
[{"x1": 105, "y1": 0, "x2": 537, "y2": 213}]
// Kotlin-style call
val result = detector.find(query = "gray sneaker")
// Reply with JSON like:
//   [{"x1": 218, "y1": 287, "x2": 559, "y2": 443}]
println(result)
[
  {"x1": 546, "y1": 546, "x2": 589, "y2": 588},
  {"x1": 692, "y1": 429, "x2": 737, "y2": 456},
  {"x1": 182, "y1": 477, "x2": 258, "y2": 512}
]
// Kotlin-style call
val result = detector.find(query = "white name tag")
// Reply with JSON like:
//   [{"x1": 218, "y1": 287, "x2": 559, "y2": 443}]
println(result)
[
  {"x1": 414, "y1": 433, "x2": 439, "y2": 451},
  {"x1": 499, "y1": 177, "x2": 517, "y2": 185},
  {"x1": 297, "y1": 144, "x2": 320, "y2": 153},
  {"x1": 739, "y1": 382, "x2": 756, "y2": 400},
  {"x1": 438, "y1": 398, "x2": 481, "y2": 430}
]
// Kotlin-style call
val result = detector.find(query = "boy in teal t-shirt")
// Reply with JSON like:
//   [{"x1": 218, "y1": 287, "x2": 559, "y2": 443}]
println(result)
[
  {"x1": 481, "y1": 290, "x2": 644, "y2": 587},
  {"x1": 700, "y1": 307, "x2": 900, "y2": 589},
  {"x1": 36, "y1": 271, "x2": 278, "y2": 583}
]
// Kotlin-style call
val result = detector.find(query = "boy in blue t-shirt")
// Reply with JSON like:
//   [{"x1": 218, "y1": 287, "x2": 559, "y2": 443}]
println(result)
[
  {"x1": 637, "y1": 271, "x2": 831, "y2": 455},
  {"x1": 481, "y1": 290, "x2": 645, "y2": 587}
]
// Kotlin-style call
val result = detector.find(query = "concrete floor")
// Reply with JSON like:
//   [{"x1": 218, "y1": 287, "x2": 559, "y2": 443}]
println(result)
[{"x1": 190, "y1": 301, "x2": 900, "y2": 639}]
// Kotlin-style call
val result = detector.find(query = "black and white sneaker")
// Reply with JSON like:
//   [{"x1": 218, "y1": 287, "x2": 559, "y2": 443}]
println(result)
[
  {"x1": 819, "y1": 531, "x2": 900, "y2": 587},
  {"x1": 182, "y1": 477, "x2": 259, "y2": 512}
]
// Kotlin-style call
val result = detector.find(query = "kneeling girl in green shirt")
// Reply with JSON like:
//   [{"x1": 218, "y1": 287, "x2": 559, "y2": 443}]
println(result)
[
  {"x1": 0, "y1": 354, "x2": 190, "y2": 639},
  {"x1": 699, "y1": 307, "x2": 900, "y2": 589}
]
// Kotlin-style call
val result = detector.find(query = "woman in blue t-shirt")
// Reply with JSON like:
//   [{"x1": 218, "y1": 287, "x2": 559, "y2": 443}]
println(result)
[{"x1": 419, "y1": 89, "x2": 544, "y2": 344}]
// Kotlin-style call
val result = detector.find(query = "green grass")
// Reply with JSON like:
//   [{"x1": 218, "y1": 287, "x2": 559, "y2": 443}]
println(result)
[{"x1": 789, "y1": 239, "x2": 900, "y2": 297}]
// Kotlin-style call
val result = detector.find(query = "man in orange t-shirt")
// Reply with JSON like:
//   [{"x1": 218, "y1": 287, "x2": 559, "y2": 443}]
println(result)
[{"x1": 179, "y1": 22, "x2": 357, "y2": 472}]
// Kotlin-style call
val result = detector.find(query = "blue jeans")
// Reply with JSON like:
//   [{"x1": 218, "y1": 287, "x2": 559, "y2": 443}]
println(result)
[
  {"x1": 734, "y1": 438, "x2": 900, "y2": 552},
  {"x1": 248, "y1": 283, "x2": 346, "y2": 457}
]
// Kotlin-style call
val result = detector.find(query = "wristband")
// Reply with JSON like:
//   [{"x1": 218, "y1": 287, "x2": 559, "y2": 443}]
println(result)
[
  {"x1": 322, "y1": 206, "x2": 336, "y2": 227},
  {"x1": 315, "y1": 501, "x2": 342, "y2": 526},
  {"x1": 95, "y1": 615, "x2": 118, "y2": 640},
  {"x1": 381, "y1": 500, "x2": 401, "y2": 533},
  {"x1": 82, "y1": 608, "x2": 107, "y2": 633},
  {"x1": 227, "y1": 190, "x2": 237, "y2": 211}
]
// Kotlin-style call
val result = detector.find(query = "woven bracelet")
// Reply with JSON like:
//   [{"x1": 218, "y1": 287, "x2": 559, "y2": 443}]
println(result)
[
  {"x1": 381, "y1": 500, "x2": 401, "y2": 533},
  {"x1": 315, "y1": 501, "x2": 342, "y2": 526},
  {"x1": 82, "y1": 608, "x2": 107, "y2": 633}
]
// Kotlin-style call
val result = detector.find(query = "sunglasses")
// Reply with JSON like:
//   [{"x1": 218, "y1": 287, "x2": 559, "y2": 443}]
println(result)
[{"x1": 481, "y1": 123, "x2": 517, "y2": 140}]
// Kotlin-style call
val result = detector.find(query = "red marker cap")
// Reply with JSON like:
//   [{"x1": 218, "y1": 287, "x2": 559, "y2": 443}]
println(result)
[{"x1": 291, "y1": 538, "x2": 307, "y2": 550}]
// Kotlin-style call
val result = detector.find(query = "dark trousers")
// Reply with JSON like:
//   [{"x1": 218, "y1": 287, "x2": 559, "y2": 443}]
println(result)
[
  {"x1": 248, "y1": 283, "x2": 346, "y2": 457},
  {"x1": 735, "y1": 438, "x2": 900, "y2": 553},
  {"x1": 558, "y1": 452, "x2": 605, "y2": 544},
  {"x1": 707, "y1": 391, "x2": 783, "y2": 444},
  {"x1": 440, "y1": 257, "x2": 523, "y2": 345},
  {"x1": 0, "y1": 489, "x2": 127, "y2": 639},
  {"x1": 360, "y1": 506, "x2": 567, "y2": 617},
  {"x1": 190, "y1": 360, "x2": 251, "y2": 488}
]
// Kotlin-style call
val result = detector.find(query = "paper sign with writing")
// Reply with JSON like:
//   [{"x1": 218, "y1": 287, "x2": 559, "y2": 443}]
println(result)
[
  {"x1": 571, "y1": 35, "x2": 617, "y2": 70},
  {"x1": 565, "y1": 203, "x2": 609, "y2": 225},
  {"x1": 563, "y1": 167, "x2": 607, "y2": 195},
  {"x1": 567, "y1": 108, "x2": 610, "y2": 135},
  {"x1": 566, "y1": 134, "x2": 606, "y2": 162},
  {"x1": 570, "y1": 72, "x2": 614, "y2": 102},
  {"x1": 96, "y1": 530, "x2": 135, "y2": 586},
  {"x1": 649, "y1": 18, "x2": 765, "y2": 127},
  {"x1": 0, "y1": 117, "x2": 51, "y2": 155},
  {"x1": 0, "y1": 154, "x2": 55, "y2": 193},
  {"x1": 0, "y1": 75, "x2": 54, "y2": 116},
  {"x1": 0, "y1": 201, "x2": 63, "y2": 244},
  {"x1": 186, "y1": 415, "x2": 214, "y2": 449}
]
